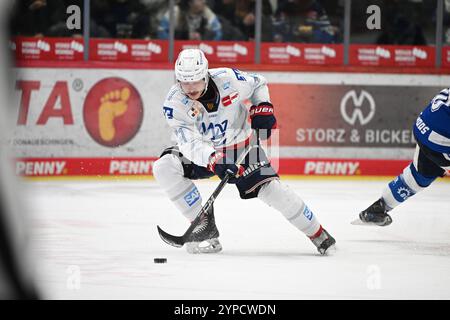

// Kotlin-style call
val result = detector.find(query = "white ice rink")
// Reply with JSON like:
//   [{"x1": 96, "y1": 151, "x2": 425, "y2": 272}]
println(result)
[{"x1": 24, "y1": 178, "x2": 450, "y2": 300}]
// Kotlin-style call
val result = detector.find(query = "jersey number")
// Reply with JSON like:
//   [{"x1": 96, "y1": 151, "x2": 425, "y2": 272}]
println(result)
[{"x1": 163, "y1": 106, "x2": 174, "y2": 119}]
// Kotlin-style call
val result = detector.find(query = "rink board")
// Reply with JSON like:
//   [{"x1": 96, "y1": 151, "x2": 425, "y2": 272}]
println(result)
[
  {"x1": 14, "y1": 157, "x2": 412, "y2": 177},
  {"x1": 10, "y1": 66, "x2": 450, "y2": 177}
]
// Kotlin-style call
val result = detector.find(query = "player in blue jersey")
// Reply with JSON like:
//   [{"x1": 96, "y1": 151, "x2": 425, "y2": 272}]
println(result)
[{"x1": 354, "y1": 88, "x2": 450, "y2": 226}]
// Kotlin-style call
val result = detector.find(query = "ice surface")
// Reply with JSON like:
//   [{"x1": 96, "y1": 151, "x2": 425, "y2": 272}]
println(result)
[{"x1": 24, "y1": 178, "x2": 450, "y2": 299}]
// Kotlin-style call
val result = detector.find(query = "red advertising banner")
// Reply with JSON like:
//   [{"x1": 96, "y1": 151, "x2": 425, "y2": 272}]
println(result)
[
  {"x1": 11, "y1": 37, "x2": 442, "y2": 71},
  {"x1": 89, "y1": 39, "x2": 169, "y2": 62},
  {"x1": 174, "y1": 41, "x2": 254, "y2": 64},
  {"x1": 442, "y1": 46, "x2": 450, "y2": 68},
  {"x1": 279, "y1": 158, "x2": 410, "y2": 176},
  {"x1": 261, "y1": 43, "x2": 343, "y2": 65},
  {"x1": 15, "y1": 157, "x2": 418, "y2": 177},
  {"x1": 350, "y1": 45, "x2": 435, "y2": 67},
  {"x1": 15, "y1": 158, "x2": 157, "y2": 176},
  {"x1": 11, "y1": 37, "x2": 84, "y2": 61}
]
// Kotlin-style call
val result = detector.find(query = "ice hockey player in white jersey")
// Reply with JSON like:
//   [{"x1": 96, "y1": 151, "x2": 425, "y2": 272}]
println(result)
[
  {"x1": 153, "y1": 49, "x2": 336, "y2": 254},
  {"x1": 354, "y1": 88, "x2": 450, "y2": 226}
]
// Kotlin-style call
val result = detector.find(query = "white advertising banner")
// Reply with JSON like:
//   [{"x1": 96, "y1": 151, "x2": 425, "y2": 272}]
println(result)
[
  {"x1": 12, "y1": 68, "x2": 175, "y2": 158},
  {"x1": 10, "y1": 67, "x2": 450, "y2": 177}
]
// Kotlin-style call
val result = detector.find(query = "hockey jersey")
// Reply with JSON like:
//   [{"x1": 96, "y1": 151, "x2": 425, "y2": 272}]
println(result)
[
  {"x1": 413, "y1": 88, "x2": 450, "y2": 154},
  {"x1": 162, "y1": 68, "x2": 271, "y2": 167}
]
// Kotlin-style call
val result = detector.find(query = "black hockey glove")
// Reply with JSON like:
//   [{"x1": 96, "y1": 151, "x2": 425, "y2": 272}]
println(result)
[
  {"x1": 249, "y1": 102, "x2": 277, "y2": 139},
  {"x1": 208, "y1": 152, "x2": 244, "y2": 184}
]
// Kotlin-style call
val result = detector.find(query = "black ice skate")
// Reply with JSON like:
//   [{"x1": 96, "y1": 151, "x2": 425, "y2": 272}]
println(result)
[
  {"x1": 309, "y1": 226, "x2": 336, "y2": 255},
  {"x1": 352, "y1": 198, "x2": 393, "y2": 226},
  {"x1": 185, "y1": 205, "x2": 222, "y2": 254}
]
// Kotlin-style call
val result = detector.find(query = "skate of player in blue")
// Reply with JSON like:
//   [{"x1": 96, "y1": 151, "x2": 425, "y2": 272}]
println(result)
[{"x1": 353, "y1": 88, "x2": 450, "y2": 226}]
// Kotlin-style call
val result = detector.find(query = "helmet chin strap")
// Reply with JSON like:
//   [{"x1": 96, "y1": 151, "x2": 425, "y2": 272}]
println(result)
[{"x1": 198, "y1": 73, "x2": 209, "y2": 98}]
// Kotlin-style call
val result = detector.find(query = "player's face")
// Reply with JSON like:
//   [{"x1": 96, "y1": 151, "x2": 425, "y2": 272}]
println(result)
[{"x1": 180, "y1": 80, "x2": 206, "y2": 100}]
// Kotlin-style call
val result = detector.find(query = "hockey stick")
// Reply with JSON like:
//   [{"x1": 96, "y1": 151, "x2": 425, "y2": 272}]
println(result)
[{"x1": 157, "y1": 133, "x2": 259, "y2": 248}]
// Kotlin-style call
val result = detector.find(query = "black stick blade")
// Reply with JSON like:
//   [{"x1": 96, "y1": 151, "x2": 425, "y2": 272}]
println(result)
[{"x1": 157, "y1": 225, "x2": 184, "y2": 248}]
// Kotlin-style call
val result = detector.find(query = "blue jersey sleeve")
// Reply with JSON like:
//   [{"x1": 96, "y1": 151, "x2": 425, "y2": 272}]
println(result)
[{"x1": 413, "y1": 88, "x2": 450, "y2": 154}]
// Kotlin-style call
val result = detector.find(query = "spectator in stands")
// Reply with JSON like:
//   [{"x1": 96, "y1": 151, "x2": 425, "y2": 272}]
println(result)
[
  {"x1": 211, "y1": 0, "x2": 273, "y2": 41},
  {"x1": 445, "y1": 0, "x2": 450, "y2": 44},
  {"x1": 91, "y1": 0, "x2": 152, "y2": 39},
  {"x1": 376, "y1": 0, "x2": 427, "y2": 45},
  {"x1": 140, "y1": 0, "x2": 170, "y2": 39},
  {"x1": 158, "y1": 0, "x2": 222, "y2": 41},
  {"x1": 9, "y1": 0, "x2": 110, "y2": 38},
  {"x1": 10, "y1": 0, "x2": 66, "y2": 37},
  {"x1": 272, "y1": 0, "x2": 339, "y2": 43}
]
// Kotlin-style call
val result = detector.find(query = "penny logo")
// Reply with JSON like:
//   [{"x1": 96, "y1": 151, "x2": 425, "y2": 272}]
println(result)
[{"x1": 83, "y1": 78, "x2": 143, "y2": 147}]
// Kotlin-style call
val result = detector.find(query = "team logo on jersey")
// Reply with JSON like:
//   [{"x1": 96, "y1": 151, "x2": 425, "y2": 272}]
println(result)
[
  {"x1": 430, "y1": 89, "x2": 450, "y2": 112},
  {"x1": 397, "y1": 186, "x2": 412, "y2": 201},
  {"x1": 206, "y1": 102, "x2": 215, "y2": 111},
  {"x1": 201, "y1": 120, "x2": 228, "y2": 142},
  {"x1": 222, "y1": 92, "x2": 239, "y2": 107},
  {"x1": 188, "y1": 107, "x2": 199, "y2": 119},
  {"x1": 83, "y1": 77, "x2": 143, "y2": 147},
  {"x1": 187, "y1": 102, "x2": 202, "y2": 119}
]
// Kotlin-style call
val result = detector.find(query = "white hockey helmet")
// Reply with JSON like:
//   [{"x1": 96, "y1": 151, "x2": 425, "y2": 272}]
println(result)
[{"x1": 175, "y1": 48, "x2": 209, "y2": 84}]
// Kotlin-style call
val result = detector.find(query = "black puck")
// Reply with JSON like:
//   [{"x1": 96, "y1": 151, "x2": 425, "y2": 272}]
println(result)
[{"x1": 154, "y1": 258, "x2": 167, "y2": 264}]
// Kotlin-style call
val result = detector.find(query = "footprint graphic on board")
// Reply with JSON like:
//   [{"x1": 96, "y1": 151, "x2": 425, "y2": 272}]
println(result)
[{"x1": 98, "y1": 88, "x2": 130, "y2": 141}]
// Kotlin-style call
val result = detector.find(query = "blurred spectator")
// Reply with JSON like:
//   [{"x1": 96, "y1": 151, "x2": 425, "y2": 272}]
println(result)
[
  {"x1": 10, "y1": 0, "x2": 67, "y2": 37},
  {"x1": 140, "y1": 0, "x2": 170, "y2": 39},
  {"x1": 216, "y1": 15, "x2": 246, "y2": 41},
  {"x1": 272, "y1": 0, "x2": 340, "y2": 43},
  {"x1": 91, "y1": 0, "x2": 152, "y2": 39},
  {"x1": 10, "y1": 0, "x2": 110, "y2": 38},
  {"x1": 376, "y1": 0, "x2": 427, "y2": 45},
  {"x1": 445, "y1": 0, "x2": 450, "y2": 44},
  {"x1": 211, "y1": 0, "x2": 273, "y2": 41},
  {"x1": 158, "y1": 0, "x2": 222, "y2": 41}
]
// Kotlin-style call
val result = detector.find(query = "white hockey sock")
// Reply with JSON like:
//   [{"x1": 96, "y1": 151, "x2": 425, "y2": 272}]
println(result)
[
  {"x1": 258, "y1": 180, "x2": 321, "y2": 237},
  {"x1": 382, "y1": 164, "x2": 425, "y2": 210},
  {"x1": 381, "y1": 146, "x2": 437, "y2": 210},
  {"x1": 153, "y1": 154, "x2": 202, "y2": 222}
]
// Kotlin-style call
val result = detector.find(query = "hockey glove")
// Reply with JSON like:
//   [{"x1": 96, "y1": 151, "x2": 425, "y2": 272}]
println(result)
[
  {"x1": 249, "y1": 102, "x2": 277, "y2": 139},
  {"x1": 208, "y1": 152, "x2": 244, "y2": 184}
]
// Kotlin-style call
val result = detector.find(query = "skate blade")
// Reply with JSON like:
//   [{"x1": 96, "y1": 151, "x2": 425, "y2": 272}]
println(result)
[
  {"x1": 350, "y1": 218, "x2": 368, "y2": 225},
  {"x1": 319, "y1": 243, "x2": 337, "y2": 255},
  {"x1": 350, "y1": 217, "x2": 392, "y2": 226},
  {"x1": 186, "y1": 239, "x2": 222, "y2": 254}
]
